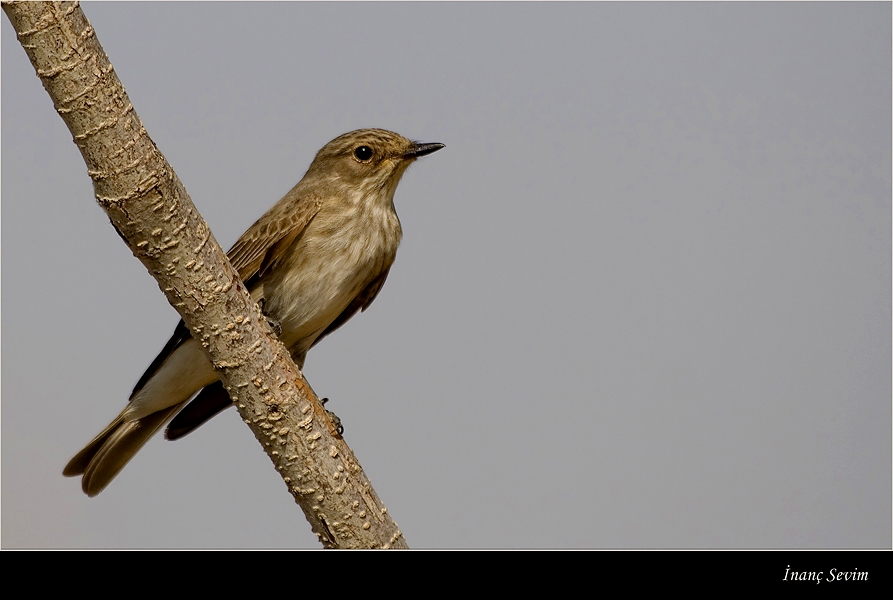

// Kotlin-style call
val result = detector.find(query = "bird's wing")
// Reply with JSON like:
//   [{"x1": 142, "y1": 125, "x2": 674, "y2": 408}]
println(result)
[
  {"x1": 164, "y1": 380, "x2": 231, "y2": 440},
  {"x1": 227, "y1": 192, "x2": 323, "y2": 285},
  {"x1": 131, "y1": 319, "x2": 192, "y2": 397},
  {"x1": 166, "y1": 268, "x2": 393, "y2": 441},
  {"x1": 310, "y1": 266, "x2": 392, "y2": 349},
  {"x1": 130, "y1": 191, "x2": 323, "y2": 400}
]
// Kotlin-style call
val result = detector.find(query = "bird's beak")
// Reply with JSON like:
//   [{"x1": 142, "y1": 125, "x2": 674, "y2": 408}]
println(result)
[{"x1": 405, "y1": 142, "x2": 445, "y2": 159}]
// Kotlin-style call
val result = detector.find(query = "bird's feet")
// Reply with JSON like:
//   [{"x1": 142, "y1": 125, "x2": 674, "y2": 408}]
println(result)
[
  {"x1": 320, "y1": 397, "x2": 344, "y2": 436},
  {"x1": 258, "y1": 298, "x2": 282, "y2": 336}
]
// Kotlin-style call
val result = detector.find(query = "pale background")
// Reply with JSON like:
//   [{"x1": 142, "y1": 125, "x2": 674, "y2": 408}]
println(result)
[{"x1": 2, "y1": 2, "x2": 890, "y2": 548}]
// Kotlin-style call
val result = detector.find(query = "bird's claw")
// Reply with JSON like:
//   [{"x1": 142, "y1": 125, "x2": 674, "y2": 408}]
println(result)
[
  {"x1": 320, "y1": 397, "x2": 344, "y2": 436},
  {"x1": 258, "y1": 298, "x2": 283, "y2": 336}
]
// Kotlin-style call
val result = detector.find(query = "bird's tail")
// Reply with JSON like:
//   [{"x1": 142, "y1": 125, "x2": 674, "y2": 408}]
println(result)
[{"x1": 63, "y1": 403, "x2": 184, "y2": 497}]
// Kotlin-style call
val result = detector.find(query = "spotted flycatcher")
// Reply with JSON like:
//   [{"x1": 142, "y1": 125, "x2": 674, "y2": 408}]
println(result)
[{"x1": 64, "y1": 128, "x2": 444, "y2": 496}]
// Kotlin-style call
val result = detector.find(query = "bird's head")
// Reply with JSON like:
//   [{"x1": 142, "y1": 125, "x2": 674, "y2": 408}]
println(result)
[{"x1": 305, "y1": 129, "x2": 444, "y2": 201}]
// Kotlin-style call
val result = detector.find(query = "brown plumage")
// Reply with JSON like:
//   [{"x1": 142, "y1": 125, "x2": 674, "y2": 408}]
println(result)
[{"x1": 64, "y1": 129, "x2": 444, "y2": 496}]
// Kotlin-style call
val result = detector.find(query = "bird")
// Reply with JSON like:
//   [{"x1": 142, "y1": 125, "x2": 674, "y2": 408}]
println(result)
[{"x1": 64, "y1": 128, "x2": 444, "y2": 496}]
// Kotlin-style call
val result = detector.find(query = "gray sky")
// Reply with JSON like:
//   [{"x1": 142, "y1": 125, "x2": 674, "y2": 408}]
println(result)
[{"x1": 2, "y1": 2, "x2": 890, "y2": 549}]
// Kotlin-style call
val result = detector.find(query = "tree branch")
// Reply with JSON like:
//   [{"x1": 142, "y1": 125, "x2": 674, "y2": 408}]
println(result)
[{"x1": 3, "y1": 0, "x2": 406, "y2": 549}]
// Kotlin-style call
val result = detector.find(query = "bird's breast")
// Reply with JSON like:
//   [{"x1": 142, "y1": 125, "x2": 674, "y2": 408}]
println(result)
[{"x1": 259, "y1": 200, "x2": 402, "y2": 356}]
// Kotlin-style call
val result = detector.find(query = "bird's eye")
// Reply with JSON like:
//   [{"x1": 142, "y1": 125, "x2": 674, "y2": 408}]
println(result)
[{"x1": 353, "y1": 145, "x2": 374, "y2": 162}]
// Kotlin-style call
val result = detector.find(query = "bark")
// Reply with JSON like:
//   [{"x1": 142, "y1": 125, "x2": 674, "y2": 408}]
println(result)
[{"x1": 3, "y1": 0, "x2": 406, "y2": 549}]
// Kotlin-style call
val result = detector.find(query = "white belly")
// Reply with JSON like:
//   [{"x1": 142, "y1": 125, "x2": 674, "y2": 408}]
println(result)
[{"x1": 261, "y1": 203, "x2": 401, "y2": 359}]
